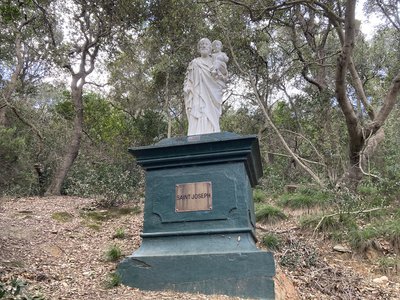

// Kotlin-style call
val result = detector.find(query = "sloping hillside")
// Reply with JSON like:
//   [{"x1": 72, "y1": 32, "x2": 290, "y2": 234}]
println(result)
[{"x1": 0, "y1": 196, "x2": 398, "y2": 299}]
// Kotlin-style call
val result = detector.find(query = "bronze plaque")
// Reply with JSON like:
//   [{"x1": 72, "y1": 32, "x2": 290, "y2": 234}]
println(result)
[{"x1": 175, "y1": 181, "x2": 212, "y2": 212}]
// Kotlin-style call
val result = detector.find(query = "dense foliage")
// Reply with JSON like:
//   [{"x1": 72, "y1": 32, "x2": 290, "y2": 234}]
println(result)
[{"x1": 0, "y1": 0, "x2": 399, "y2": 207}]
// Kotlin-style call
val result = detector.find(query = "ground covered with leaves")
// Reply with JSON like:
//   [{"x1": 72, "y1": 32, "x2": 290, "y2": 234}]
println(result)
[{"x1": 0, "y1": 196, "x2": 399, "y2": 299}]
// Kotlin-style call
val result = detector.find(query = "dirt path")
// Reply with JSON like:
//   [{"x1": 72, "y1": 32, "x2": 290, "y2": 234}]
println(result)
[{"x1": 0, "y1": 197, "x2": 399, "y2": 299}]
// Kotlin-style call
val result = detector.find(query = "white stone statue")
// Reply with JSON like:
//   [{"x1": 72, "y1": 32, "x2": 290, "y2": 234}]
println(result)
[
  {"x1": 184, "y1": 38, "x2": 228, "y2": 136},
  {"x1": 211, "y1": 40, "x2": 229, "y2": 82}
]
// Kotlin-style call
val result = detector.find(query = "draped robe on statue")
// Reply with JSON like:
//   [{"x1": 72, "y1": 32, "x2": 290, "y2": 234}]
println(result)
[{"x1": 184, "y1": 57, "x2": 225, "y2": 136}]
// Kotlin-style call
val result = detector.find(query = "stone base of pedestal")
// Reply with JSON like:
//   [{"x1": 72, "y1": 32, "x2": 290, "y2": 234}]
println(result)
[{"x1": 118, "y1": 250, "x2": 275, "y2": 299}]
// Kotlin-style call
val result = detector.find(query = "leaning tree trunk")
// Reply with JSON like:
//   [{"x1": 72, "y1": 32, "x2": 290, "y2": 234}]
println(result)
[
  {"x1": 44, "y1": 14, "x2": 101, "y2": 195},
  {"x1": 334, "y1": 0, "x2": 364, "y2": 190},
  {"x1": 0, "y1": 108, "x2": 7, "y2": 126},
  {"x1": 45, "y1": 79, "x2": 83, "y2": 195},
  {"x1": 334, "y1": 0, "x2": 400, "y2": 190}
]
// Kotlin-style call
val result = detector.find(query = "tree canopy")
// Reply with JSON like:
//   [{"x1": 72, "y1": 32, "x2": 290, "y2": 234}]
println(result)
[{"x1": 0, "y1": 0, "x2": 399, "y2": 198}]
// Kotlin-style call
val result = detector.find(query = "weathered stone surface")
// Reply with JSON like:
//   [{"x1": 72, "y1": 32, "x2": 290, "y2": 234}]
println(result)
[
  {"x1": 119, "y1": 252, "x2": 275, "y2": 299},
  {"x1": 373, "y1": 276, "x2": 389, "y2": 284},
  {"x1": 333, "y1": 244, "x2": 352, "y2": 253}
]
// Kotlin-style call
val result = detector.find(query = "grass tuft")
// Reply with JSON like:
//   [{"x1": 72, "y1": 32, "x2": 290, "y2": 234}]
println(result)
[
  {"x1": 104, "y1": 272, "x2": 121, "y2": 289},
  {"x1": 348, "y1": 226, "x2": 381, "y2": 253},
  {"x1": 277, "y1": 187, "x2": 332, "y2": 210},
  {"x1": 105, "y1": 245, "x2": 122, "y2": 262},
  {"x1": 113, "y1": 228, "x2": 126, "y2": 239},
  {"x1": 255, "y1": 204, "x2": 287, "y2": 223},
  {"x1": 253, "y1": 188, "x2": 267, "y2": 203},
  {"x1": 261, "y1": 233, "x2": 280, "y2": 250},
  {"x1": 300, "y1": 212, "x2": 358, "y2": 234},
  {"x1": 384, "y1": 219, "x2": 400, "y2": 253},
  {"x1": 376, "y1": 257, "x2": 400, "y2": 275}
]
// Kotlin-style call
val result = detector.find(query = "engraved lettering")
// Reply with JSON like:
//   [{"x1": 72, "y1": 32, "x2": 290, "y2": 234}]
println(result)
[
  {"x1": 176, "y1": 194, "x2": 191, "y2": 201},
  {"x1": 191, "y1": 193, "x2": 211, "y2": 199},
  {"x1": 175, "y1": 182, "x2": 212, "y2": 212}
]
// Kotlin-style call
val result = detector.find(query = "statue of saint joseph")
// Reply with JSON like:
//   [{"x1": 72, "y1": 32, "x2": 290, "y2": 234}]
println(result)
[{"x1": 183, "y1": 38, "x2": 229, "y2": 136}]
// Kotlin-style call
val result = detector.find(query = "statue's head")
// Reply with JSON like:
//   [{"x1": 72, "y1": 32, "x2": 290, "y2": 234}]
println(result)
[
  {"x1": 197, "y1": 38, "x2": 212, "y2": 57},
  {"x1": 212, "y1": 40, "x2": 222, "y2": 52}
]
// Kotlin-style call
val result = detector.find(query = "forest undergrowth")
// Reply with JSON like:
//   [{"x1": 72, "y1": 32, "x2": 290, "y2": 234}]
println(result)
[{"x1": 1, "y1": 181, "x2": 400, "y2": 299}]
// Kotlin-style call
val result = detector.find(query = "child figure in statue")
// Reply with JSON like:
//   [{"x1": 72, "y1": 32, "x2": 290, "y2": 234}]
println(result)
[{"x1": 211, "y1": 40, "x2": 229, "y2": 81}]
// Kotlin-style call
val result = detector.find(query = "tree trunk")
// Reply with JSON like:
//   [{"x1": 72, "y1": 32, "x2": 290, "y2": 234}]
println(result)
[
  {"x1": 334, "y1": 1, "x2": 400, "y2": 189},
  {"x1": 46, "y1": 82, "x2": 83, "y2": 195},
  {"x1": 1, "y1": 32, "x2": 23, "y2": 127},
  {"x1": 0, "y1": 108, "x2": 7, "y2": 126}
]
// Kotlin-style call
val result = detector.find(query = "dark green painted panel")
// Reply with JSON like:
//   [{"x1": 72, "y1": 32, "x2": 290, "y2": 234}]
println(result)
[
  {"x1": 118, "y1": 251, "x2": 275, "y2": 299},
  {"x1": 134, "y1": 233, "x2": 258, "y2": 256},
  {"x1": 130, "y1": 132, "x2": 263, "y2": 187},
  {"x1": 144, "y1": 163, "x2": 250, "y2": 233}
]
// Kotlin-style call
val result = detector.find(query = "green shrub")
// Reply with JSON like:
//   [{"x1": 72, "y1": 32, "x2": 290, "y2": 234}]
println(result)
[
  {"x1": 262, "y1": 165, "x2": 288, "y2": 194},
  {"x1": 0, "y1": 126, "x2": 36, "y2": 196},
  {"x1": 357, "y1": 183, "x2": 389, "y2": 207},
  {"x1": 64, "y1": 155, "x2": 141, "y2": 207},
  {"x1": 394, "y1": 208, "x2": 400, "y2": 219},
  {"x1": 261, "y1": 234, "x2": 280, "y2": 250},
  {"x1": 105, "y1": 245, "x2": 122, "y2": 262},
  {"x1": 330, "y1": 230, "x2": 346, "y2": 243},
  {"x1": 255, "y1": 204, "x2": 287, "y2": 223}
]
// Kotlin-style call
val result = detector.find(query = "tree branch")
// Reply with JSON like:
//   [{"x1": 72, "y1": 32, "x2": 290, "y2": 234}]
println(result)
[
  {"x1": 376, "y1": 0, "x2": 400, "y2": 32},
  {"x1": 368, "y1": 72, "x2": 400, "y2": 132},
  {"x1": 282, "y1": 129, "x2": 325, "y2": 163},
  {"x1": 313, "y1": 207, "x2": 387, "y2": 236},
  {"x1": 4, "y1": 99, "x2": 44, "y2": 142},
  {"x1": 224, "y1": 29, "x2": 325, "y2": 187},
  {"x1": 266, "y1": 151, "x2": 326, "y2": 167},
  {"x1": 290, "y1": 25, "x2": 325, "y2": 91},
  {"x1": 348, "y1": 57, "x2": 375, "y2": 120},
  {"x1": 2, "y1": 33, "x2": 24, "y2": 102},
  {"x1": 335, "y1": 0, "x2": 361, "y2": 143}
]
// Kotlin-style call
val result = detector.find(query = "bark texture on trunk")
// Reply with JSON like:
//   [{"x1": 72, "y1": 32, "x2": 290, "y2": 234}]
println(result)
[
  {"x1": 45, "y1": 6, "x2": 101, "y2": 195},
  {"x1": 0, "y1": 108, "x2": 7, "y2": 126},
  {"x1": 335, "y1": 0, "x2": 400, "y2": 189},
  {"x1": 1, "y1": 32, "x2": 24, "y2": 126},
  {"x1": 46, "y1": 81, "x2": 83, "y2": 195},
  {"x1": 334, "y1": 0, "x2": 363, "y2": 188}
]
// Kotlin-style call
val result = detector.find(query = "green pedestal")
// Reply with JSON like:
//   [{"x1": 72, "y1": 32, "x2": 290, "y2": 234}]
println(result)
[{"x1": 117, "y1": 132, "x2": 275, "y2": 299}]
